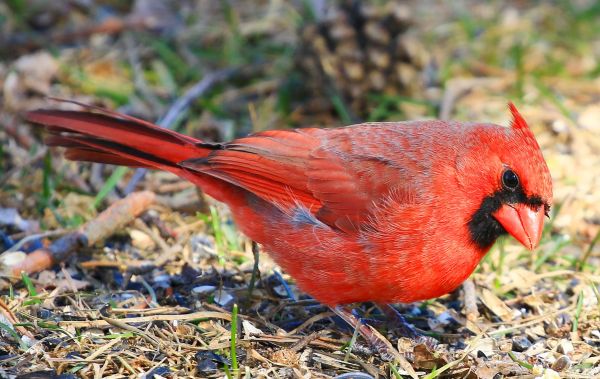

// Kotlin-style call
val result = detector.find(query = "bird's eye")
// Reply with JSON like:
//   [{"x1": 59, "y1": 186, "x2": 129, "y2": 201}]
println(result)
[{"x1": 502, "y1": 169, "x2": 519, "y2": 190}]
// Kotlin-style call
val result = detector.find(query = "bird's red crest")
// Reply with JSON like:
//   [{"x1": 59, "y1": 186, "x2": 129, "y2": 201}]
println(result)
[{"x1": 508, "y1": 102, "x2": 529, "y2": 130}]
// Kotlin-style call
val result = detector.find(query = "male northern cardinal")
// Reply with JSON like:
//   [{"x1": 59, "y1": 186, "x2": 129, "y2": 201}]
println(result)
[{"x1": 26, "y1": 102, "x2": 552, "y2": 342}]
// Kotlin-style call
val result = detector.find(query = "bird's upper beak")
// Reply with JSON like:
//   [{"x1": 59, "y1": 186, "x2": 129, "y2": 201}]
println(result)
[{"x1": 492, "y1": 203, "x2": 545, "y2": 250}]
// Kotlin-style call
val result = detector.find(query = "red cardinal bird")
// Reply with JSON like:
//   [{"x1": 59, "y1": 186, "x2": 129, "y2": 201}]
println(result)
[{"x1": 26, "y1": 102, "x2": 552, "y2": 340}]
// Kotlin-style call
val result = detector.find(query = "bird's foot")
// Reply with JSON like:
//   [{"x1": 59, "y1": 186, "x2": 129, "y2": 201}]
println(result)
[
  {"x1": 331, "y1": 305, "x2": 397, "y2": 360},
  {"x1": 375, "y1": 303, "x2": 437, "y2": 349},
  {"x1": 331, "y1": 304, "x2": 438, "y2": 360}
]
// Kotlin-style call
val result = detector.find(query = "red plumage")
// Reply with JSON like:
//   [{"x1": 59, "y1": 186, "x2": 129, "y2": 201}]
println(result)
[{"x1": 26, "y1": 103, "x2": 552, "y2": 306}]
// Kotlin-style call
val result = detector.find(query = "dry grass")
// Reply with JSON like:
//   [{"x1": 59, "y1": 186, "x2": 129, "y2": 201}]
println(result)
[{"x1": 1, "y1": 1, "x2": 600, "y2": 378}]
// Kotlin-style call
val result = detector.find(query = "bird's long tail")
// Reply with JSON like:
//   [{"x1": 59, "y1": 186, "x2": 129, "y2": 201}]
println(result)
[{"x1": 25, "y1": 104, "x2": 211, "y2": 174}]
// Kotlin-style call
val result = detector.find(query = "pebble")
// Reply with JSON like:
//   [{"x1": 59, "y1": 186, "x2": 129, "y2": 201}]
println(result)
[
  {"x1": 273, "y1": 285, "x2": 290, "y2": 298},
  {"x1": 0, "y1": 251, "x2": 26, "y2": 269},
  {"x1": 153, "y1": 274, "x2": 171, "y2": 283},
  {"x1": 512, "y1": 335, "x2": 532, "y2": 352},
  {"x1": 497, "y1": 338, "x2": 513, "y2": 352},
  {"x1": 333, "y1": 373, "x2": 374, "y2": 379},
  {"x1": 525, "y1": 341, "x2": 545, "y2": 356},
  {"x1": 214, "y1": 290, "x2": 234, "y2": 306},
  {"x1": 551, "y1": 355, "x2": 571, "y2": 372},
  {"x1": 191, "y1": 285, "x2": 216, "y2": 295},
  {"x1": 557, "y1": 339, "x2": 574, "y2": 355},
  {"x1": 242, "y1": 320, "x2": 264, "y2": 338},
  {"x1": 130, "y1": 229, "x2": 155, "y2": 250},
  {"x1": 196, "y1": 351, "x2": 229, "y2": 376},
  {"x1": 470, "y1": 337, "x2": 495, "y2": 358},
  {"x1": 190, "y1": 235, "x2": 217, "y2": 261},
  {"x1": 145, "y1": 366, "x2": 171, "y2": 379}
]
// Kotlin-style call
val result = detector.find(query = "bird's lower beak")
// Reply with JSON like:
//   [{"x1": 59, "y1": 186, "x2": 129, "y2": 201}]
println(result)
[{"x1": 492, "y1": 203, "x2": 545, "y2": 250}]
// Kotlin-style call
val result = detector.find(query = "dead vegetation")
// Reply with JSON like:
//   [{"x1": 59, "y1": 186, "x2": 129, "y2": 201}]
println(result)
[{"x1": 1, "y1": 1, "x2": 600, "y2": 378}]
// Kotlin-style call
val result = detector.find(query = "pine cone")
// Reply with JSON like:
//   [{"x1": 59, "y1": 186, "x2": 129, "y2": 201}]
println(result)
[{"x1": 297, "y1": 1, "x2": 437, "y2": 121}]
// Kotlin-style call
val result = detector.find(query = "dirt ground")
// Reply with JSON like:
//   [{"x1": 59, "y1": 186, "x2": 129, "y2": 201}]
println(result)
[{"x1": 1, "y1": 1, "x2": 600, "y2": 378}]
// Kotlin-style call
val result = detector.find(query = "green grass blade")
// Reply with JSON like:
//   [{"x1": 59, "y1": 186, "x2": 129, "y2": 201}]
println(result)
[
  {"x1": 0, "y1": 322, "x2": 27, "y2": 350},
  {"x1": 231, "y1": 303, "x2": 239, "y2": 376},
  {"x1": 573, "y1": 290, "x2": 584, "y2": 333},
  {"x1": 21, "y1": 272, "x2": 37, "y2": 297},
  {"x1": 508, "y1": 351, "x2": 534, "y2": 371},
  {"x1": 93, "y1": 166, "x2": 128, "y2": 209}
]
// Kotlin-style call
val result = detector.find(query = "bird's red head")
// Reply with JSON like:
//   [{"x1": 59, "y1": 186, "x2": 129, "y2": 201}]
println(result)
[{"x1": 459, "y1": 103, "x2": 553, "y2": 251}]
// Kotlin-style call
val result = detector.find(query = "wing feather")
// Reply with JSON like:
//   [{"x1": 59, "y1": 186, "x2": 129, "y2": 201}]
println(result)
[{"x1": 181, "y1": 126, "x2": 408, "y2": 233}]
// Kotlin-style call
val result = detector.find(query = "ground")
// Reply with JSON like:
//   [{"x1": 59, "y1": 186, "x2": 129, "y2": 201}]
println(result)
[{"x1": 1, "y1": 1, "x2": 600, "y2": 378}]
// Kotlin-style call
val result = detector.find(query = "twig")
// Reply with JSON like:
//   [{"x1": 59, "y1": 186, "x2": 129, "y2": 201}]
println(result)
[
  {"x1": 124, "y1": 33, "x2": 164, "y2": 112},
  {"x1": 123, "y1": 68, "x2": 240, "y2": 194},
  {"x1": 57, "y1": 310, "x2": 232, "y2": 329},
  {"x1": 82, "y1": 191, "x2": 156, "y2": 245},
  {"x1": 577, "y1": 228, "x2": 600, "y2": 271},
  {"x1": 462, "y1": 279, "x2": 479, "y2": 322},
  {"x1": 79, "y1": 259, "x2": 154, "y2": 273},
  {"x1": 290, "y1": 330, "x2": 327, "y2": 352},
  {"x1": 439, "y1": 77, "x2": 505, "y2": 120},
  {"x1": 110, "y1": 306, "x2": 190, "y2": 315},
  {"x1": 0, "y1": 147, "x2": 47, "y2": 187},
  {"x1": 6, "y1": 191, "x2": 156, "y2": 276},
  {"x1": 83, "y1": 337, "x2": 123, "y2": 362},
  {"x1": 285, "y1": 311, "x2": 336, "y2": 336},
  {"x1": 488, "y1": 303, "x2": 576, "y2": 336},
  {"x1": 0, "y1": 15, "x2": 154, "y2": 55},
  {"x1": 159, "y1": 68, "x2": 239, "y2": 130},
  {"x1": 140, "y1": 211, "x2": 178, "y2": 240},
  {"x1": 2, "y1": 229, "x2": 67, "y2": 254},
  {"x1": 0, "y1": 297, "x2": 34, "y2": 339},
  {"x1": 1, "y1": 115, "x2": 36, "y2": 149},
  {"x1": 99, "y1": 306, "x2": 161, "y2": 349},
  {"x1": 155, "y1": 181, "x2": 194, "y2": 194}
]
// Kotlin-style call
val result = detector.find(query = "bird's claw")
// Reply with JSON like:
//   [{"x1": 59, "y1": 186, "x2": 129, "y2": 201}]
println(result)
[
  {"x1": 415, "y1": 335, "x2": 438, "y2": 350},
  {"x1": 375, "y1": 303, "x2": 438, "y2": 346}
]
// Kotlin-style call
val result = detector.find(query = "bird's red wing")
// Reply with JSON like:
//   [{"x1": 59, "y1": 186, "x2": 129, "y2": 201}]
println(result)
[
  {"x1": 181, "y1": 129, "x2": 324, "y2": 210},
  {"x1": 307, "y1": 146, "x2": 404, "y2": 231},
  {"x1": 181, "y1": 128, "x2": 401, "y2": 233}
]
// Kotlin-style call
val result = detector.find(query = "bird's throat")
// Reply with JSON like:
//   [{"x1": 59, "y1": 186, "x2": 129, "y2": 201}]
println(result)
[{"x1": 468, "y1": 189, "x2": 544, "y2": 249}]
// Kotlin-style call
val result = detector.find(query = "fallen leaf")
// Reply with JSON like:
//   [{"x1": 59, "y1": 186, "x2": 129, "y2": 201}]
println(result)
[{"x1": 480, "y1": 288, "x2": 515, "y2": 322}]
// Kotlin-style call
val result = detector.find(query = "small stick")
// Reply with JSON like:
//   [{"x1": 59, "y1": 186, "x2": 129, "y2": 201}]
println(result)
[
  {"x1": 290, "y1": 330, "x2": 326, "y2": 352},
  {"x1": 123, "y1": 68, "x2": 240, "y2": 195},
  {"x1": 99, "y1": 306, "x2": 161, "y2": 349},
  {"x1": 0, "y1": 16, "x2": 152, "y2": 55},
  {"x1": 7, "y1": 191, "x2": 156, "y2": 276},
  {"x1": 0, "y1": 148, "x2": 47, "y2": 187},
  {"x1": 462, "y1": 279, "x2": 479, "y2": 322},
  {"x1": 0, "y1": 297, "x2": 34, "y2": 339}
]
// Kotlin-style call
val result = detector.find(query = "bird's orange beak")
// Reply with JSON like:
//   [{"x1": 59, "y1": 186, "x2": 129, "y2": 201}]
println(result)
[{"x1": 492, "y1": 203, "x2": 545, "y2": 250}]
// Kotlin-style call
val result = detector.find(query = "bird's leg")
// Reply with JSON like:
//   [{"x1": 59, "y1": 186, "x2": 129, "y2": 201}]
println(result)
[
  {"x1": 331, "y1": 305, "x2": 395, "y2": 359},
  {"x1": 247, "y1": 241, "x2": 261, "y2": 297},
  {"x1": 375, "y1": 303, "x2": 419, "y2": 338},
  {"x1": 244, "y1": 241, "x2": 261, "y2": 310},
  {"x1": 375, "y1": 303, "x2": 437, "y2": 348}
]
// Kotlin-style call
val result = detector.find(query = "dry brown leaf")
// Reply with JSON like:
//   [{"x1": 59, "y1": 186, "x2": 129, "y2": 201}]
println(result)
[
  {"x1": 130, "y1": 229, "x2": 156, "y2": 250},
  {"x1": 480, "y1": 289, "x2": 515, "y2": 322},
  {"x1": 501, "y1": 267, "x2": 538, "y2": 293},
  {"x1": 412, "y1": 343, "x2": 448, "y2": 370},
  {"x1": 269, "y1": 348, "x2": 300, "y2": 366}
]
